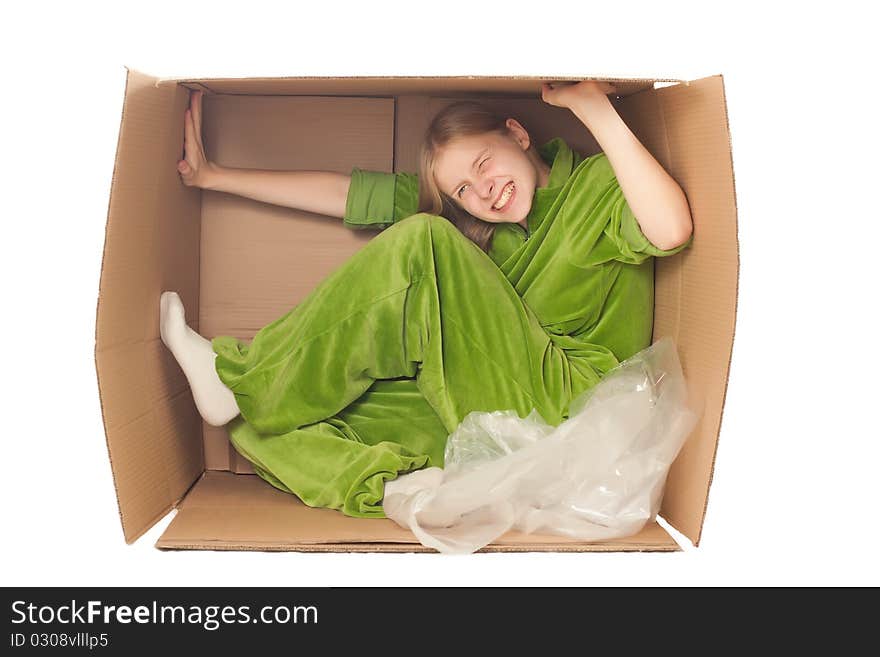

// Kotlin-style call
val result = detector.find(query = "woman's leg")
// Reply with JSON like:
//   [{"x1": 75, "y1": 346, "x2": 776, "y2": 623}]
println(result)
[
  {"x1": 212, "y1": 213, "x2": 619, "y2": 436},
  {"x1": 227, "y1": 377, "x2": 449, "y2": 517},
  {"x1": 159, "y1": 291, "x2": 240, "y2": 427}
]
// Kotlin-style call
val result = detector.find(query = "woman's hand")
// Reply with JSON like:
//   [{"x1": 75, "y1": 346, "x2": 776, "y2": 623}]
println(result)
[
  {"x1": 541, "y1": 80, "x2": 618, "y2": 113},
  {"x1": 173, "y1": 89, "x2": 351, "y2": 217},
  {"x1": 177, "y1": 90, "x2": 218, "y2": 189}
]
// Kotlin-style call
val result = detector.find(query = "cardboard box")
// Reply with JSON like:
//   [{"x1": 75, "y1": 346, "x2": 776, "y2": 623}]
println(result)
[{"x1": 95, "y1": 68, "x2": 738, "y2": 552}]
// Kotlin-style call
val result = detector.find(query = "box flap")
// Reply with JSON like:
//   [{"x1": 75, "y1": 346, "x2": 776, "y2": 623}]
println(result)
[
  {"x1": 618, "y1": 75, "x2": 738, "y2": 545},
  {"x1": 156, "y1": 472, "x2": 680, "y2": 552},
  {"x1": 95, "y1": 66, "x2": 204, "y2": 543},
  {"x1": 156, "y1": 75, "x2": 680, "y2": 99}
]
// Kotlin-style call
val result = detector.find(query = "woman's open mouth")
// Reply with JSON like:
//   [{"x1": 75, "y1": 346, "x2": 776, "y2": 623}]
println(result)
[{"x1": 492, "y1": 182, "x2": 516, "y2": 212}]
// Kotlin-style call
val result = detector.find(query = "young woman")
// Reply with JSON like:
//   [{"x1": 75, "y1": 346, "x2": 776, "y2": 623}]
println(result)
[{"x1": 161, "y1": 81, "x2": 693, "y2": 518}]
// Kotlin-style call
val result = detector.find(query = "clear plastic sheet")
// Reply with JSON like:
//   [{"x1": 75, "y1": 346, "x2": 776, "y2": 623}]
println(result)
[{"x1": 382, "y1": 337, "x2": 699, "y2": 554}]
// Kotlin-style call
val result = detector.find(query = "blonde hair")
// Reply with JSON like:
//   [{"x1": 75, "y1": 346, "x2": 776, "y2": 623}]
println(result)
[{"x1": 418, "y1": 101, "x2": 521, "y2": 254}]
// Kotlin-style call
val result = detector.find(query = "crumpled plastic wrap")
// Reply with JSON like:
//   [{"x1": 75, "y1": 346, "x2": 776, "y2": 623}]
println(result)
[{"x1": 382, "y1": 337, "x2": 698, "y2": 554}]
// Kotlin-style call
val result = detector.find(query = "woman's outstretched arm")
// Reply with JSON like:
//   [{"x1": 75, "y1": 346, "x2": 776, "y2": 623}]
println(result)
[
  {"x1": 541, "y1": 81, "x2": 693, "y2": 251},
  {"x1": 177, "y1": 90, "x2": 351, "y2": 219},
  {"x1": 200, "y1": 167, "x2": 351, "y2": 218}
]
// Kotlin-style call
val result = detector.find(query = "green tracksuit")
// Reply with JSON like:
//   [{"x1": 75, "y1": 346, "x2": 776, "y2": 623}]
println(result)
[{"x1": 211, "y1": 138, "x2": 690, "y2": 518}]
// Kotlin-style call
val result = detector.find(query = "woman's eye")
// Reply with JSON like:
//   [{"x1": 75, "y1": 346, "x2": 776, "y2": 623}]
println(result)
[
  {"x1": 456, "y1": 158, "x2": 489, "y2": 198},
  {"x1": 456, "y1": 158, "x2": 488, "y2": 198}
]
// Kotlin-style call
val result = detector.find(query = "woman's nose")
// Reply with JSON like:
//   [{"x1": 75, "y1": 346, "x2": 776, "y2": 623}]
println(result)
[{"x1": 478, "y1": 178, "x2": 494, "y2": 200}]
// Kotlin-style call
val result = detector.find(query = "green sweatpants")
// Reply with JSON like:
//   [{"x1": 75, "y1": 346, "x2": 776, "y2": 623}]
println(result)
[{"x1": 212, "y1": 213, "x2": 619, "y2": 517}]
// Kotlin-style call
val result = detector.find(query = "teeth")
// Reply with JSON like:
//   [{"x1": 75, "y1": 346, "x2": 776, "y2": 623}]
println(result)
[{"x1": 494, "y1": 182, "x2": 514, "y2": 210}]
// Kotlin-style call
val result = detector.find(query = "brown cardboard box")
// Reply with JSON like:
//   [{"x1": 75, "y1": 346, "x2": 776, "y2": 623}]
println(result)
[{"x1": 95, "y1": 68, "x2": 738, "y2": 553}]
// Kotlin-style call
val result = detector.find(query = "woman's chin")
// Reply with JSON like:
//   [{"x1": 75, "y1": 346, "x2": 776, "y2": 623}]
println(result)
[
  {"x1": 503, "y1": 210, "x2": 528, "y2": 224},
  {"x1": 478, "y1": 204, "x2": 526, "y2": 224},
  {"x1": 487, "y1": 208, "x2": 526, "y2": 224}
]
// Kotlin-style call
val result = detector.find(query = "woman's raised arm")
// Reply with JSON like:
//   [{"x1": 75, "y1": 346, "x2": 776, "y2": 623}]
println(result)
[
  {"x1": 542, "y1": 81, "x2": 693, "y2": 251},
  {"x1": 177, "y1": 90, "x2": 351, "y2": 219}
]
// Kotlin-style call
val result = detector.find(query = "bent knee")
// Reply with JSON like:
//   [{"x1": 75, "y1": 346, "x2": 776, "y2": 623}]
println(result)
[
  {"x1": 392, "y1": 212, "x2": 456, "y2": 237},
  {"x1": 398, "y1": 212, "x2": 446, "y2": 227},
  {"x1": 386, "y1": 214, "x2": 478, "y2": 254}
]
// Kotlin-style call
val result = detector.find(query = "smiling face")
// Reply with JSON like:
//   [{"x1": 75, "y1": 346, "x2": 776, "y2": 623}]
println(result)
[{"x1": 431, "y1": 119, "x2": 549, "y2": 226}]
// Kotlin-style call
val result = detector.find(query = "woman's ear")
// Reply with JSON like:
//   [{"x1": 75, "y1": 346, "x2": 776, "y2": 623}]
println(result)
[{"x1": 505, "y1": 118, "x2": 531, "y2": 150}]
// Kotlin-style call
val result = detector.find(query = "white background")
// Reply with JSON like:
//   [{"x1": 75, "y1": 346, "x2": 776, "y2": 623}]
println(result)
[{"x1": 2, "y1": 1, "x2": 878, "y2": 587}]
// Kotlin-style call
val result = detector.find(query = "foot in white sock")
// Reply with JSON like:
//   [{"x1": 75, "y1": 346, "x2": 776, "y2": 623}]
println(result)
[{"x1": 160, "y1": 291, "x2": 240, "y2": 426}]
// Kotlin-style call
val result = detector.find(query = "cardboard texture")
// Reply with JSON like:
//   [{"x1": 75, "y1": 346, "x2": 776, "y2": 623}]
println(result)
[
  {"x1": 155, "y1": 471, "x2": 679, "y2": 552},
  {"x1": 96, "y1": 68, "x2": 738, "y2": 552}
]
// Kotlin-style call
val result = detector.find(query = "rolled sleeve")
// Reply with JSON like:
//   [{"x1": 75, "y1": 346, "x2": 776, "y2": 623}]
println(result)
[
  {"x1": 344, "y1": 168, "x2": 420, "y2": 230},
  {"x1": 612, "y1": 200, "x2": 694, "y2": 258},
  {"x1": 607, "y1": 196, "x2": 693, "y2": 262}
]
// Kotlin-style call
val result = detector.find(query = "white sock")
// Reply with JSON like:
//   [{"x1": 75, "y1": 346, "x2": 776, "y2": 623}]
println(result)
[{"x1": 159, "y1": 291, "x2": 240, "y2": 427}]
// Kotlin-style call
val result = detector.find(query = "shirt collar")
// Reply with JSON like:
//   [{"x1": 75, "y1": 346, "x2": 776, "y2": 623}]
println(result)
[
  {"x1": 538, "y1": 137, "x2": 576, "y2": 190},
  {"x1": 524, "y1": 137, "x2": 576, "y2": 230}
]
